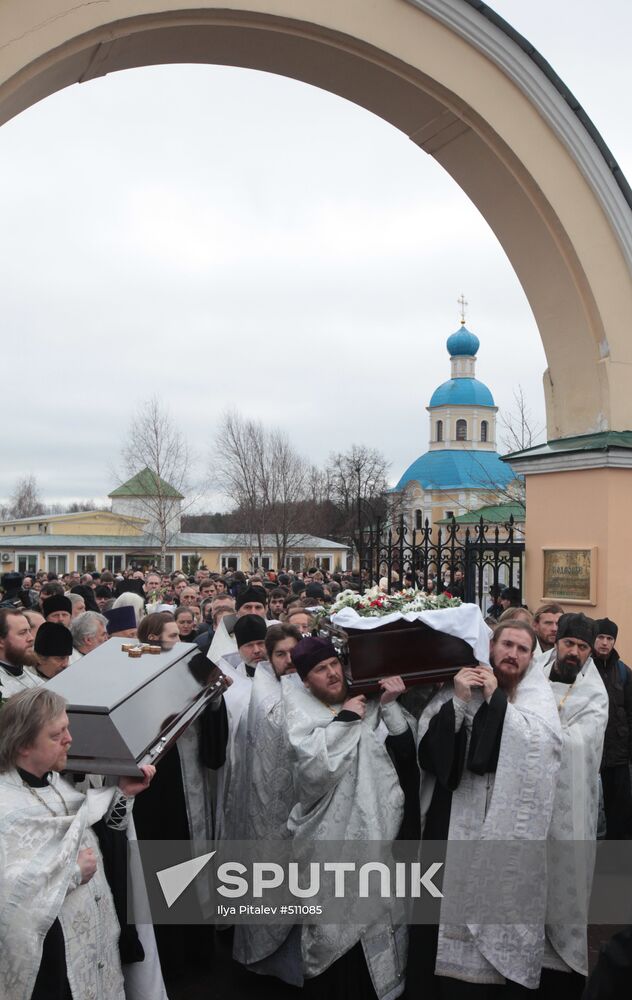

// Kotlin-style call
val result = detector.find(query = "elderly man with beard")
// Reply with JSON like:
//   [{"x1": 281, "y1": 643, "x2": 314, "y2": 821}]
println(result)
[
  {"x1": 0, "y1": 608, "x2": 40, "y2": 697},
  {"x1": 410, "y1": 621, "x2": 562, "y2": 997},
  {"x1": 282, "y1": 636, "x2": 414, "y2": 1000},
  {"x1": 541, "y1": 613, "x2": 608, "y2": 997}
]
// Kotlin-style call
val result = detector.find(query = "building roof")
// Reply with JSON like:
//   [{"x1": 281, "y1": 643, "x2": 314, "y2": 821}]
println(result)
[
  {"x1": 394, "y1": 448, "x2": 516, "y2": 491},
  {"x1": 505, "y1": 430, "x2": 632, "y2": 461},
  {"x1": 2, "y1": 533, "x2": 348, "y2": 551},
  {"x1": 446, "y1": 325, "x2": 480, "y2": 357},
  {"x1": 436, "y1": 502, "x2": 525, "y2": 525},
  {"x1": 109, "y1": 468, "x2": 184, "y2": 500},
  {"x1": 0, "y1": 510, "x2": 145, "y2": 526},
  {"x1": 429, "y1": 377, "x2": 495, "y2": 408}
]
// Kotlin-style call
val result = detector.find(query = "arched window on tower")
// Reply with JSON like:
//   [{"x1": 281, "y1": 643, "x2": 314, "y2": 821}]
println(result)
[
  {"x1": 415, "y1": 509, "x2": 423, "y2": 530},
  {"x1": 436, "y1": 420, "x2": 443, "y2": 442},
  {"x1": 481, "y1": 420, "x2": 488, "y2": 442},
  {"x1": 456, "y1": 419, "x2": 467, "y2": 441}
]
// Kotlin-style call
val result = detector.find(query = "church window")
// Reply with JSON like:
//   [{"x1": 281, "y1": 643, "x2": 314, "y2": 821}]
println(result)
[
  {"x1": 436, "y1": 420, "x2": 443, "y2": 442},
  {"x1": 481, "y1": 420, "x2": 488, "y2": 442},
  {"x1": 415, "y1": 509, "x2": 423, "y2": 530},
  {"x1": 456, "y1": 419, "x2": 467, "y2": 441}
]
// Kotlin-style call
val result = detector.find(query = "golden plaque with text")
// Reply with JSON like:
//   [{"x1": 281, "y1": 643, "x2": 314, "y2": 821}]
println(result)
[{"x1": 542, "y1": 548, "x2": 596, "y2": 604}]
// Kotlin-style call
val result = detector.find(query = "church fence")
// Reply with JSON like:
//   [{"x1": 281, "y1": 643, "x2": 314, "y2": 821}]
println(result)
[{"x1": 355, "y1": 515, "x2": 525, "y2": 612}]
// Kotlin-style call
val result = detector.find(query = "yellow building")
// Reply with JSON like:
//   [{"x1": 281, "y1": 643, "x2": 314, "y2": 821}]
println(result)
[{"x1": 0, "y1": 470, "x2": 348, "y2": 575}]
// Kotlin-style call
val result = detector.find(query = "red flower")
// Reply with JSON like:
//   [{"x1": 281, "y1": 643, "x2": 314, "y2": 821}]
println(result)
[{"x1": 443, "y1": 592, "x2": 452, "y2": 598}]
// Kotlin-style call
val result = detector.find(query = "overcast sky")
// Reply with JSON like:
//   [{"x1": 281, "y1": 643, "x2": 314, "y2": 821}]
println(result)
[{"x1": 0, "y1": 0, "x2": 630, "y2": 510}]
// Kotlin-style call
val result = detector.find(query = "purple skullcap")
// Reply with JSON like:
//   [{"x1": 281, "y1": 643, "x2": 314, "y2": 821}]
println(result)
[
  {"x1": 290, "y1": 636, "x2": 338, "y2": 680},
  {"x1": 104, "y1": 605, "x2": 137, "y2": 634}
]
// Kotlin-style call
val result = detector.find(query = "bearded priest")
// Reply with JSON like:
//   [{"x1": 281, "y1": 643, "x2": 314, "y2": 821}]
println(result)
[
  {"x1": 412, "y1": 619, "x2": 562, "y2": 995},
  {"x1": 283, "y1": 636, "x2": 415, "y2": 1000}
]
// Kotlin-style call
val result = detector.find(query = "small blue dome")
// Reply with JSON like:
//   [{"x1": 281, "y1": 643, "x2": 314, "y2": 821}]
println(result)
[
  {"x1": 429, "y1": 378, "x2": 495, "y2": 408},
  {"x1": 447, "y1": 325, "x2": 480, "y2": 357}
]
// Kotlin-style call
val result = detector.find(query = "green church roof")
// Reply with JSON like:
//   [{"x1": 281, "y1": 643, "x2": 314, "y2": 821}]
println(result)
[
  {"x1": 436, "y1": 502, "x2": 525, "y2": 525},
  {"x1": 108, "y1": 468, "x2": 183, "y2": 500}
]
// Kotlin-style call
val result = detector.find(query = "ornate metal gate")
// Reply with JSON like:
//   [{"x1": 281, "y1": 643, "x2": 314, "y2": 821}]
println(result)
[{"x1": 355, "y1": 515, "x2": 525, "y2": 612}]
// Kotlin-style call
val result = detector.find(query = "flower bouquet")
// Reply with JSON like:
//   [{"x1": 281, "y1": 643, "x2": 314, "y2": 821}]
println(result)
[{"x1": 316, "y1": 587, "x2": 490, "y2": 695}]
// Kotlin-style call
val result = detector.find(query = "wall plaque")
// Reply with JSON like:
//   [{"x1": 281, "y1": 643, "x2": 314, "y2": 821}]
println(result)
[{"x1": 542, "y1": 548, "x2": 596, "y2": 604}]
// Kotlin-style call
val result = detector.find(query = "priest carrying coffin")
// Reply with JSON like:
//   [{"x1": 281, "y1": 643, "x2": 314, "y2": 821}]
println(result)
[
  {"x1": 283, "y1": 636, "x2": 416, "y2": 1000},
  {"x1": 411, "y1": 619, "x2": 563, "y2": 995}
]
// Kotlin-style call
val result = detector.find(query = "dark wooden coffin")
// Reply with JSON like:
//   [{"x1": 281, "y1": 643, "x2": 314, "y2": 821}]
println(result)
[
  {"x1": 45, "y1": 637, "x2": 224, "y2": 776},
  {"x1": 320, "y1": 617, "x2": 478, "y2": 695}
]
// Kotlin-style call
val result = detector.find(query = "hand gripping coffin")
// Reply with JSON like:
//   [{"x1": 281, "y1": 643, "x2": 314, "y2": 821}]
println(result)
[{"x1": 318, "y1": 603, "x2": 492, "y2": 695}]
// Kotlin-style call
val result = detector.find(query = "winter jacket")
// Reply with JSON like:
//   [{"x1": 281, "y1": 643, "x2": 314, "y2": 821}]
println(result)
[{"x1": 594, "y1": 647, "x2": 632, "y2": 768}]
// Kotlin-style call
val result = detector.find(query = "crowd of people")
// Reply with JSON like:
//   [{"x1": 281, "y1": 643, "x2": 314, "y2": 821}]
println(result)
[{"x1": 0, "y1": 563, "x2": 630, "y2": 1000}]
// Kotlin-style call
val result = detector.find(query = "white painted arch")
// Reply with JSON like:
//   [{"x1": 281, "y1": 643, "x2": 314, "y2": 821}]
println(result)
[{"x1": 1, "y1": 0, "x2": 631, "y2": 440}]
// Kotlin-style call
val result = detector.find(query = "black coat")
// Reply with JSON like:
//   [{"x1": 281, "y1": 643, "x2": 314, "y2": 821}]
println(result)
[{"x1": 594, "y1": 648, "x2": 632, "y2": 768}]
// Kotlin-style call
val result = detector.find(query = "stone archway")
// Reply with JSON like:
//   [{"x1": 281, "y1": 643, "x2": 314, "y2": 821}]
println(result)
[
  {"x1": 1, "y1": 0, "x2": 631, "y2": 438},
  {"x1": 1, "y1": 0, "x2": 631, "y2": 622}
]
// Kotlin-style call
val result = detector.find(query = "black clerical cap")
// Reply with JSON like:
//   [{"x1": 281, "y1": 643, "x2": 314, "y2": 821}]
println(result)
[
  {"x1": 34, "y1": 622, "x2": 73, "y2": 657},
  {"x1": 234, "y1": 614, "x2": 267, "y2": 647},
  {"x1": 594, "y1": 617, "x2": 618, "y2": 640},
  {"x1": 235, "y1": 587, "x2": 267, "y2": 611},
  {"x1": 42, "y1": 594, "x2": 72, "y2": 618},
  {"x1": 556, "y1": 612, "x2": 596, "y2": 646}
]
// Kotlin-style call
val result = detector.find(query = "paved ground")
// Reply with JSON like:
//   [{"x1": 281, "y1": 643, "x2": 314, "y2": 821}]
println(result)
[{"x1": 162, "y1": 925, "x2": 623, "y2": 998}]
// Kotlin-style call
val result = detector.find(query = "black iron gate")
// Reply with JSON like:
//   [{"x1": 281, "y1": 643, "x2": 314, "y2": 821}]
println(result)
[{"x1": 355, "y1": 515, "x2": 525, "y2": 612}]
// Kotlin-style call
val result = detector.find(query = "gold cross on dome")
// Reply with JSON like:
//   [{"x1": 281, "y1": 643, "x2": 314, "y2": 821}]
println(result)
[{"x1": 457, "y1": 294, "x2": 468, "y2": 325}]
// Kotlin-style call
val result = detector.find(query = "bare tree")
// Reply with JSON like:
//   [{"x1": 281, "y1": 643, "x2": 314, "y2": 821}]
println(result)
[
  {"x1": 214, "y1": 411, "x2": 267, "y2": 557},
  {"x1": 8, "y1": 475, "x2": 45, "y2": 519},
  {"x1": 498, "y1": 386, "x2": 545, "y2": 454},
  {"x1": 326, "y1": 444, "x2": 390, "y2": 548},
  {"x1": 213, "y1": 411, "x2": 310, "y2": 568},
  {"x1": 119, "y1": 397, "x2": 196, "y2": 569}
]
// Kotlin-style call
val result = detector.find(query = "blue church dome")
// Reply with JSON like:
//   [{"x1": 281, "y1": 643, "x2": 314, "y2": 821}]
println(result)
[
  {"x1": 429, "y1": 378, "x2": 495, "y2": 408},
  {"x1": 394, "y1": 449, "x2": 515, "y2": 492},
  {"x1": 446, "y1": 325, "x2": 480, "y2": 357}
]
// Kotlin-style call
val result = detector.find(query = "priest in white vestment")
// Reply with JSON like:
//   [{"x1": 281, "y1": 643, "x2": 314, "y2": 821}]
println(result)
[
  {"x1": 231, "y1": 622, "x2": 304, "y2": 984},
  {"x1": 542, "y1": 612, "x2": 609, "y2": 995},
  {"x1": 414, "y1": 619, "x2": 562, "y2": 995},
  {"x1": 208, "y1": 585, "x2": 269, "y2": 663},
  {"x1": 0, "y1": 686, "x2": 155, "y2": 1000},
  {"x1": 214, "y1": 613, "x2": 269, "y2": 840},
  {"x1": 284, "y1": 636, "x2": 414, "y2": 1000},
  {"x1": 0, "y1": 607, "x2": 41, "y2": 698}
]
